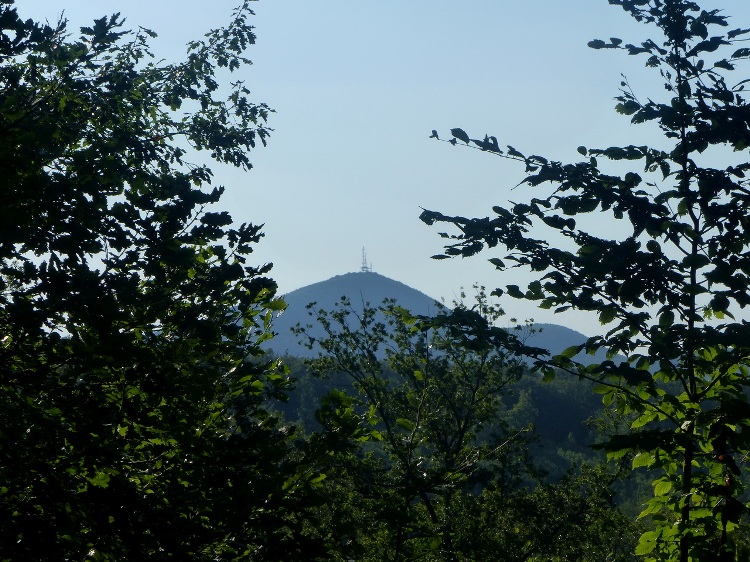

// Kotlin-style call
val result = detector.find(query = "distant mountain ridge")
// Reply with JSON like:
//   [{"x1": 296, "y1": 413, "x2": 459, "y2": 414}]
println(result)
[{"x1": 266, "y1": 271, "x2": 597, "y2": 360}]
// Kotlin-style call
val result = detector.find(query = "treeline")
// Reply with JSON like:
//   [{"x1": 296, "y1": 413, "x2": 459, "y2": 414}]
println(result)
[{"x1": 268, "y1": 297, "x2": 642, "y2": 560}]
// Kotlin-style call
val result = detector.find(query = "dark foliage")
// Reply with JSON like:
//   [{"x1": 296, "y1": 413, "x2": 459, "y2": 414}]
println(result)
[
  {"x1": 0, "y1": 3, "x2": 331, "y2": 559},
  {"x1": 423, "y1": 1, "x2": 750, "y2": 559}
]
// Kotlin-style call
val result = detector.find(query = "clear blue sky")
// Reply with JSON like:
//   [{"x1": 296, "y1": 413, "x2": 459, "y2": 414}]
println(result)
[{"x1": 21, "y1": 1, "x2": 750, "y2": 334}]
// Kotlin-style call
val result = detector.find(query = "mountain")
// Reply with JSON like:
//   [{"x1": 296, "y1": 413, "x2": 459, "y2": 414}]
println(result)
[
  {"x1": 266, "y1": 271, "x2": 598, "y2": 360},
  {"x1": 267, "y1": 271, "x2": 443, "y2": 356}
]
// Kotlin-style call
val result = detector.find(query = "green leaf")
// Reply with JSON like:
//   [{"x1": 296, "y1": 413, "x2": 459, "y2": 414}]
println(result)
[
  {"x1": 615, "y1": 100, "x2": 640, "y2": 115},
  {"x1": 681, "y1": 253, "x2": 710, "y2": 269},
  {"x1": 632, "y1": 452, "x2": 653, "y2": 469},
  {"x1": 265, "y1": 298, "x2": 286, "y2": 311},
  {"x1": 728, "y1": 28, "x2": 750, "y2": 39},
  {"x1": 506, "y1": 285, "x2": 524, "y2": 299},
  {"x1": 599, "y1": 307, "x2": 617, "y2": 325},
  {"x1": 450, "y1": 127, "x2": 471, "y2": 144},
  {"x1": 396, "y1": 418, "x2": 415, "y2": 432},
  {"x1": 658, "y1": 310, "x2": 674, "y2": 327},
  {"x1": 653, "y1": 480, "x2": 672, "y2": 496},
  {"x1": 560, "y1": 345, "x2": 582, "y2": 358},
  {"x1": 635, "y1": 531, "x2": 659, "y2": 555},
  {"x1": 89, "y1": 471, "x2": 112, "y2": 489}
]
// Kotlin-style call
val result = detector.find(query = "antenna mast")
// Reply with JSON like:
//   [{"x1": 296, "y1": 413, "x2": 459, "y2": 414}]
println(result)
[{"x1": 360, "y1": 247, "x2": 372, "y2": 273}]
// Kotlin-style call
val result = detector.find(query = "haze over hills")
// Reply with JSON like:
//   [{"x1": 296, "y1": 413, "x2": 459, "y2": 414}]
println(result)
[{"x1": 267, "y1": 270, "x2": 601, "y2": 360}]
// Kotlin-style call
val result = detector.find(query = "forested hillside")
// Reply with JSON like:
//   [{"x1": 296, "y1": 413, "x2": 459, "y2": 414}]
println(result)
[{"x1": 275, "y1": 294, "x2": 642, "y2": 560}]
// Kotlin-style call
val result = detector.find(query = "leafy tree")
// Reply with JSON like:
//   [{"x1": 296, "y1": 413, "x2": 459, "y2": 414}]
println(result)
[
  {"x1": 295, "y1": 294, "x2": 638, "y2": 561},
  {"x1": 422, "y1": 1, "x2": 750, "y2": 560},
  {"x1": 448, "y1": 463, "x2": 640, "y2": 562},
  {"x1": 0, "y1": 3, "x2": 330, "y2": 560},
  {"x1": 295, "y1": 294, "x2": 529, "y2": 560}
]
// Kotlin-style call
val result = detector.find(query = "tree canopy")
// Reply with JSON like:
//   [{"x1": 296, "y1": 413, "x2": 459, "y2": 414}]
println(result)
[
  {"x1": 292, "y1": 293, "x2": 639, "y2": 561},
  {"x1": 422, "y1": 1, "x2": 750, "y2": 560},
  {"x1": 0, "y1": 2, "x2": 334, "y2": 559}
]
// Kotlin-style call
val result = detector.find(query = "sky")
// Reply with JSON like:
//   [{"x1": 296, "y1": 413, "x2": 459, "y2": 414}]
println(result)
[{"x1": 20, "y1": 0, "x2": 750, "y2": 335}]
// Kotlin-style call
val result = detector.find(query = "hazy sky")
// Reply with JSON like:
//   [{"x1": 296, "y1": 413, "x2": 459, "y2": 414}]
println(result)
[{"x1": 20, "y1": 1, "x2": 750, "y2": 334}]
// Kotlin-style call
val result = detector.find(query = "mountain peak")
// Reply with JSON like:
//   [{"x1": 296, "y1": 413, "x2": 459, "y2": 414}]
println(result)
[
  {"x1": 284, "y1": 271, "x2": 439, "y2": 308},
  {"x1": 267, "y1": 272, "x2": 441, "y2": 356}
]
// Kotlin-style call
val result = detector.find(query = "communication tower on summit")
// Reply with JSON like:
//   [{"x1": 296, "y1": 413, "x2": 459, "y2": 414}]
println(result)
[{"x1": 360, "y1": 247, "x2": 373, "y2": 273}]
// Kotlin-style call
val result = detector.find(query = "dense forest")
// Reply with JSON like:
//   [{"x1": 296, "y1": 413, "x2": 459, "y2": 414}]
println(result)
[{"x1": 3, "y1": 0, "x2": 750, "y2": 560}]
